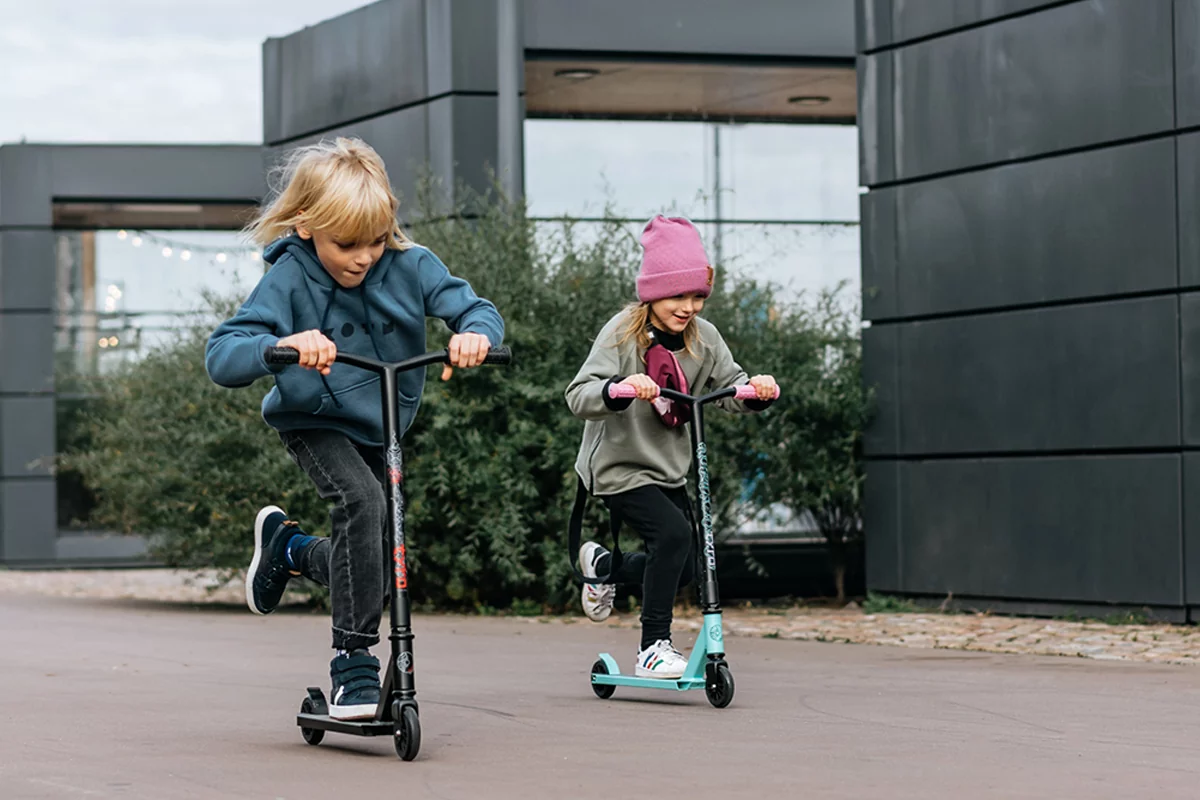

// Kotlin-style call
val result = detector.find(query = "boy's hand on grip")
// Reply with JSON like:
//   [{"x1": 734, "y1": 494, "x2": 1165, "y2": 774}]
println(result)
[
  {"x1": 276, "y1": 330, "x2": 337, "y2": 375},
  {"x1": 442, "y1": 332, "x2": 491, "y2": 381}
]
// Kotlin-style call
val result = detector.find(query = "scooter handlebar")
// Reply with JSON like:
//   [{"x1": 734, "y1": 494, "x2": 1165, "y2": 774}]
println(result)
[
  {"x1": 265, "y1": 346, "x2": 301, "y2": 365},
  {"x1": 734, "y1": 384, "x2": 781, "y2": 401},
  {"x1": 607, "y1": 382, "x2": 640, "y2": 399},
  {"x1": 607, "y1": 382, "x2": 781, "y2": 401},
  {"x1": 264, "y1": 345, "x2": 513, "y2": 369},
  {"x1": 481, "y1": 346, "x2": 513, "y2": 366}
]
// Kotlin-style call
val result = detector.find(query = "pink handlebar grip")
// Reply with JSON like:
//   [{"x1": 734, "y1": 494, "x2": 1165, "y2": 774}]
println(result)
[
  {"x1": 608, "y1": 383, "x2": 639, "y2": 399},
  {"x1": 736, "y1": 384, "x2": 781, "y2": 401}
]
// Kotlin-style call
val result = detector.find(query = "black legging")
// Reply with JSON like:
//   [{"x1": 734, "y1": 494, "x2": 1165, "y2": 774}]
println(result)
[{"x1": 597, "y1": 484, "x2": 696, "y2": 651}]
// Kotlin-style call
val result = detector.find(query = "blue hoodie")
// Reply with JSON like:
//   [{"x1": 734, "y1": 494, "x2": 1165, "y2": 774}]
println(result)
[{"x1": 205, "y1": 235, "x2": 504, "y2": 447}]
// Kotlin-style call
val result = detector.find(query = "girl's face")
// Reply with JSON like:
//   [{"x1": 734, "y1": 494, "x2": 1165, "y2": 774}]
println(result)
[
  {"x1": 298, "y1": 227, "x2": 388, "y2": 288},
  {"x1": 649, "y1": 293, "x2": 706, "y2": 333}
]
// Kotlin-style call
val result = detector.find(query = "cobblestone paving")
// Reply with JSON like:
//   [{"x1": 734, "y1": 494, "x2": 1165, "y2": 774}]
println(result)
[{"x1": 4, "y1": 568, "x2": 1199, "y2": 665}]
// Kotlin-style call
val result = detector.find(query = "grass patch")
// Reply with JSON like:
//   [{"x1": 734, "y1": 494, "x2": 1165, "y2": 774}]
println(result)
[{"x1": 863, "y1": 592, "x2": 918, "y2": 614}]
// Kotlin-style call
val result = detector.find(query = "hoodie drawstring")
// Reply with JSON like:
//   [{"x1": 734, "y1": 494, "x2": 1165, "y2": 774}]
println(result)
[
  {"x1": 360, "y1": 294, "x2": 385, "y2": 361},
  {"x1": 318, "y1": 285, "x2": 343, "y2": 409}
]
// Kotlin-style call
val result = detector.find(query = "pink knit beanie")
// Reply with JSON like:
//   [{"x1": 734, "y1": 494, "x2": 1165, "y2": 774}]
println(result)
[{"x1": 636, "y1": 216, "x2": 715, "y2": 303}]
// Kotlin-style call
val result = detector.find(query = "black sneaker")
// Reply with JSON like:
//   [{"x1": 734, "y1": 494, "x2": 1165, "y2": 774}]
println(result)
[
  {"x1": 245, "y1": 505, "x2": 300, "y2": 615},
  {"x1": 330, "y1": 649, "x2": 381, "y2": 720}
]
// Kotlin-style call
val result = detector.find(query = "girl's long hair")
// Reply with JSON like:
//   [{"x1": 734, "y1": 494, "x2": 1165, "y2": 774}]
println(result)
[{"x1": 616, "y1": 302, "x2": 701, "y2": 361}]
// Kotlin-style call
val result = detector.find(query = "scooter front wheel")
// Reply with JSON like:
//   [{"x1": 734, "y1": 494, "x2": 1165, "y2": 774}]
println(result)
[
  {"x1": 706, "y1": 663, "x2": 735, "y2": 709},
  {"x1": 393, "y1": 704, "x2": 421, "y2": 761}
]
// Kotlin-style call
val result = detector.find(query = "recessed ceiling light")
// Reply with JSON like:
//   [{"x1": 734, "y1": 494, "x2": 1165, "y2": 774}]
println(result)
[
  {"x1": 788, "y1": 95, "x2": 831, "y2": 106},
  {"x1": 554, "y1": 68, "x2": 600, "y2": 80}
]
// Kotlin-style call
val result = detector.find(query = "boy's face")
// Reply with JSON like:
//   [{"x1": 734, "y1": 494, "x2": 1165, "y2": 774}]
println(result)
[{"x1": 298, "y1": 227, "x2": 388, "y2": 288}]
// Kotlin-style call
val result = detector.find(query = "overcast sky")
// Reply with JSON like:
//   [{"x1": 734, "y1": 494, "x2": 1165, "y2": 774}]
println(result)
[{"x1": 0, "y1": 0, "x2": 368, "y2": 144}]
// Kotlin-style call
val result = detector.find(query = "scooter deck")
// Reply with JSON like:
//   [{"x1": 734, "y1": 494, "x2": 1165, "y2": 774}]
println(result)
[
  {"x1": 296, "y1": 713, "x2": 392, "y2": 736},
  {"x1": 591, "y1": 670, "x2": 707, "y2": 692},
  {"x1": 590, "y1": 612, "x2": 726, "y2": 693}
]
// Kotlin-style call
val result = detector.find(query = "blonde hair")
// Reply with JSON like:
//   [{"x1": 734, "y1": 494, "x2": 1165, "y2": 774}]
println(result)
[
  {"x1": 617, "y1": 302, "x2": 701, "y2": 361},
  {"x1": 248, "y1": 137, "x2": 413, "y2": 250}
]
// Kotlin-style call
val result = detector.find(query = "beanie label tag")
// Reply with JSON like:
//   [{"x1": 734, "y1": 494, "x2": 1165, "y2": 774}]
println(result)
[{"x1": 706, "y1": 265, "x2": 714, "y2": 287}]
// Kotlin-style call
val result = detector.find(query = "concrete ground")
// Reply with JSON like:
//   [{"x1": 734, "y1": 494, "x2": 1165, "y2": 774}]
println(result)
[{"x1": 4, "y1": 593, "x2": 1200, "y2": 799}]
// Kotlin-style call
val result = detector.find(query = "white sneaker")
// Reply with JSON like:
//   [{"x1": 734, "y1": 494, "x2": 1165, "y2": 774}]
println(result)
[
  {"x1": 635, "y1": 639, "x2": 688, "y2": 679},
  {"x1": 579, "y1": 542, "x2": 616, "y2": 622}
]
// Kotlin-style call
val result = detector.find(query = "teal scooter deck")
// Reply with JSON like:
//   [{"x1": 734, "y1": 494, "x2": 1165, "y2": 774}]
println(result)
[{"x1": 590, "y1": 612, "x2": 734, "y2": 706}]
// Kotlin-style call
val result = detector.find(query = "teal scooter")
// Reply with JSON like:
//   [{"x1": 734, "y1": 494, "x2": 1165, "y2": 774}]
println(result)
[{"x1": 588, "y1": 381, "x2": 780, "y2": 708}]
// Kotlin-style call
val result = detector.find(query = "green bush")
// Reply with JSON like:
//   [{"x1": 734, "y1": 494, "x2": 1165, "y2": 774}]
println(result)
[{"x1": 60, "y1": 191, "x2": 866, "y2": 610}]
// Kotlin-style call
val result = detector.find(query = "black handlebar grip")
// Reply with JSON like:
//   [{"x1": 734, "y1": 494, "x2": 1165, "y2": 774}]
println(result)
[
  {"x1": 483, "y1": 346, "x2": 513, "y2": 366},
  {"x1": 264, "y1": 346, "x2": 301, "y2": 365}
]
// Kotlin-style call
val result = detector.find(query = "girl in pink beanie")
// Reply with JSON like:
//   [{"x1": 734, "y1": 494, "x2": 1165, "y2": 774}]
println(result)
[{"x1": 565, "y1": 215, "x2": 776, "y2": 679}]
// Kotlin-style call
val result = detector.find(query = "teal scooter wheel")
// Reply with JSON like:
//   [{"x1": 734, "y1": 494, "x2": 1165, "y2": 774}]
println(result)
[{"x1": 591, "y1": 659, "x2": 616, "y2": 699}]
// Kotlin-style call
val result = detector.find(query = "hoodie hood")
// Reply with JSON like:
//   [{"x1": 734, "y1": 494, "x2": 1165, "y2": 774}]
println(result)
[{"x1": 263, "y1": 234, "x2": 395, "y2": 289}]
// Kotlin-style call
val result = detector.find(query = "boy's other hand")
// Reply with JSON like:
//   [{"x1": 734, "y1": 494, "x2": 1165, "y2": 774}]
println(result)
[{"x1": 442, "y1": 332, "x2": 491, "y2": 381}]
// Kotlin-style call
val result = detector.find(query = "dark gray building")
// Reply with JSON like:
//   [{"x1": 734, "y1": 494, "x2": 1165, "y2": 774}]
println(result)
[{"x1": 858, "y1": 0, "x2": 1200, "y2": 619}]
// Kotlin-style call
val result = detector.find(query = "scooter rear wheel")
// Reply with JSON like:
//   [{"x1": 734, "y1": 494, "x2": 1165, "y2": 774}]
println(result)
[
  {"x1": 706, "y1": 664, "x2": 735, "y2": 709},
  {"x1": 393, "y1": 703, "x2": 421, "y2": 761},
  {"x1": 591, "y1": 659, "x2": 616, "y2": 699},
  {"x1": 299, "y1": 697, "x2": 324, "y2": 745}
]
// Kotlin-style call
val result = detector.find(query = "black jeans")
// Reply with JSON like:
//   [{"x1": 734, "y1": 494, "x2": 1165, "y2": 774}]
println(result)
[
  {"x1": 280, "y1": 429, "x2": 390, "y2": 652},
  {"x1": 600, "y1": 485, "x2": 697, "y2": 651}
]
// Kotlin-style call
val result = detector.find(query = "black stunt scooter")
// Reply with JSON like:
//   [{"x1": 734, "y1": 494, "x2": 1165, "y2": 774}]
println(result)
[{"x1": 265, "y1": 344, "x2": 512, "y2": 760}]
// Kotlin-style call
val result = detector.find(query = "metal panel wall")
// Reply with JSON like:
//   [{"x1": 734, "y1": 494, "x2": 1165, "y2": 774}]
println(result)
[
  {"x1": 858, "y1": 0, "x2": 1195, "y2": 611},
  {"x1": 263, "y1": 0, "x2": 515, "y2": 206},
  {"x1": 893, "y1": 0, "x2": 1174, "y2": 180},
  {"x1": 0, "y1": 144, "x2": 263, "y2": 565}
]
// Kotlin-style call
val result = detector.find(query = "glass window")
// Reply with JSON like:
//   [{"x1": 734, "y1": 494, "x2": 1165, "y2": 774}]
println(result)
[
  {"x1": 525, "y1": 118, "x2": 861, "y2": 313},
  {"x1": 718, "y1": 124, "x2": 860, "y2": 222},
  {"x1": 56, "y1": 229, "x2": 262, "y2": 376},
  {"x1": 55, "y1": 227, "x2": 260, "y2": 531},
  {"x1": 525, "y1": 119, "x2": 709, "y2": 220}
]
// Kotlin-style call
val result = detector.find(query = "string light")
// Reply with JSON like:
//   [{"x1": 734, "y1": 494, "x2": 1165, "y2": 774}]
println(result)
[
  {"x1": 115, "y1": 229, "x2": 259, "y2": 265},
  {"x1": 104, "y1": 284, "x2": 123, "y2": 313}
]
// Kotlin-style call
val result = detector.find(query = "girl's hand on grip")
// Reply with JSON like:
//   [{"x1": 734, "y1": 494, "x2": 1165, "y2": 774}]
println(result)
[
  {"x1": 621, "y1": 374, "x2": 661, "y2": 401},
  {"x1": 748, "y1": 374, "x2": 777, "y2": 402}
]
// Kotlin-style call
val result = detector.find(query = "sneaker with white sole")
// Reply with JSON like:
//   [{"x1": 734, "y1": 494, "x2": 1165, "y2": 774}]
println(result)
[
  {"x1": 245, "y1": 505, "x2": 301, "y2": 616},
  {"x1": 579, "y1": 541, "x2": 616, "y2": 622},
  {"x1": 635, "y1": 639, "x2": 688, "y2": 679},
  {"x1": 329, "y1": 649, "x2": 381, "y2": 721}
]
